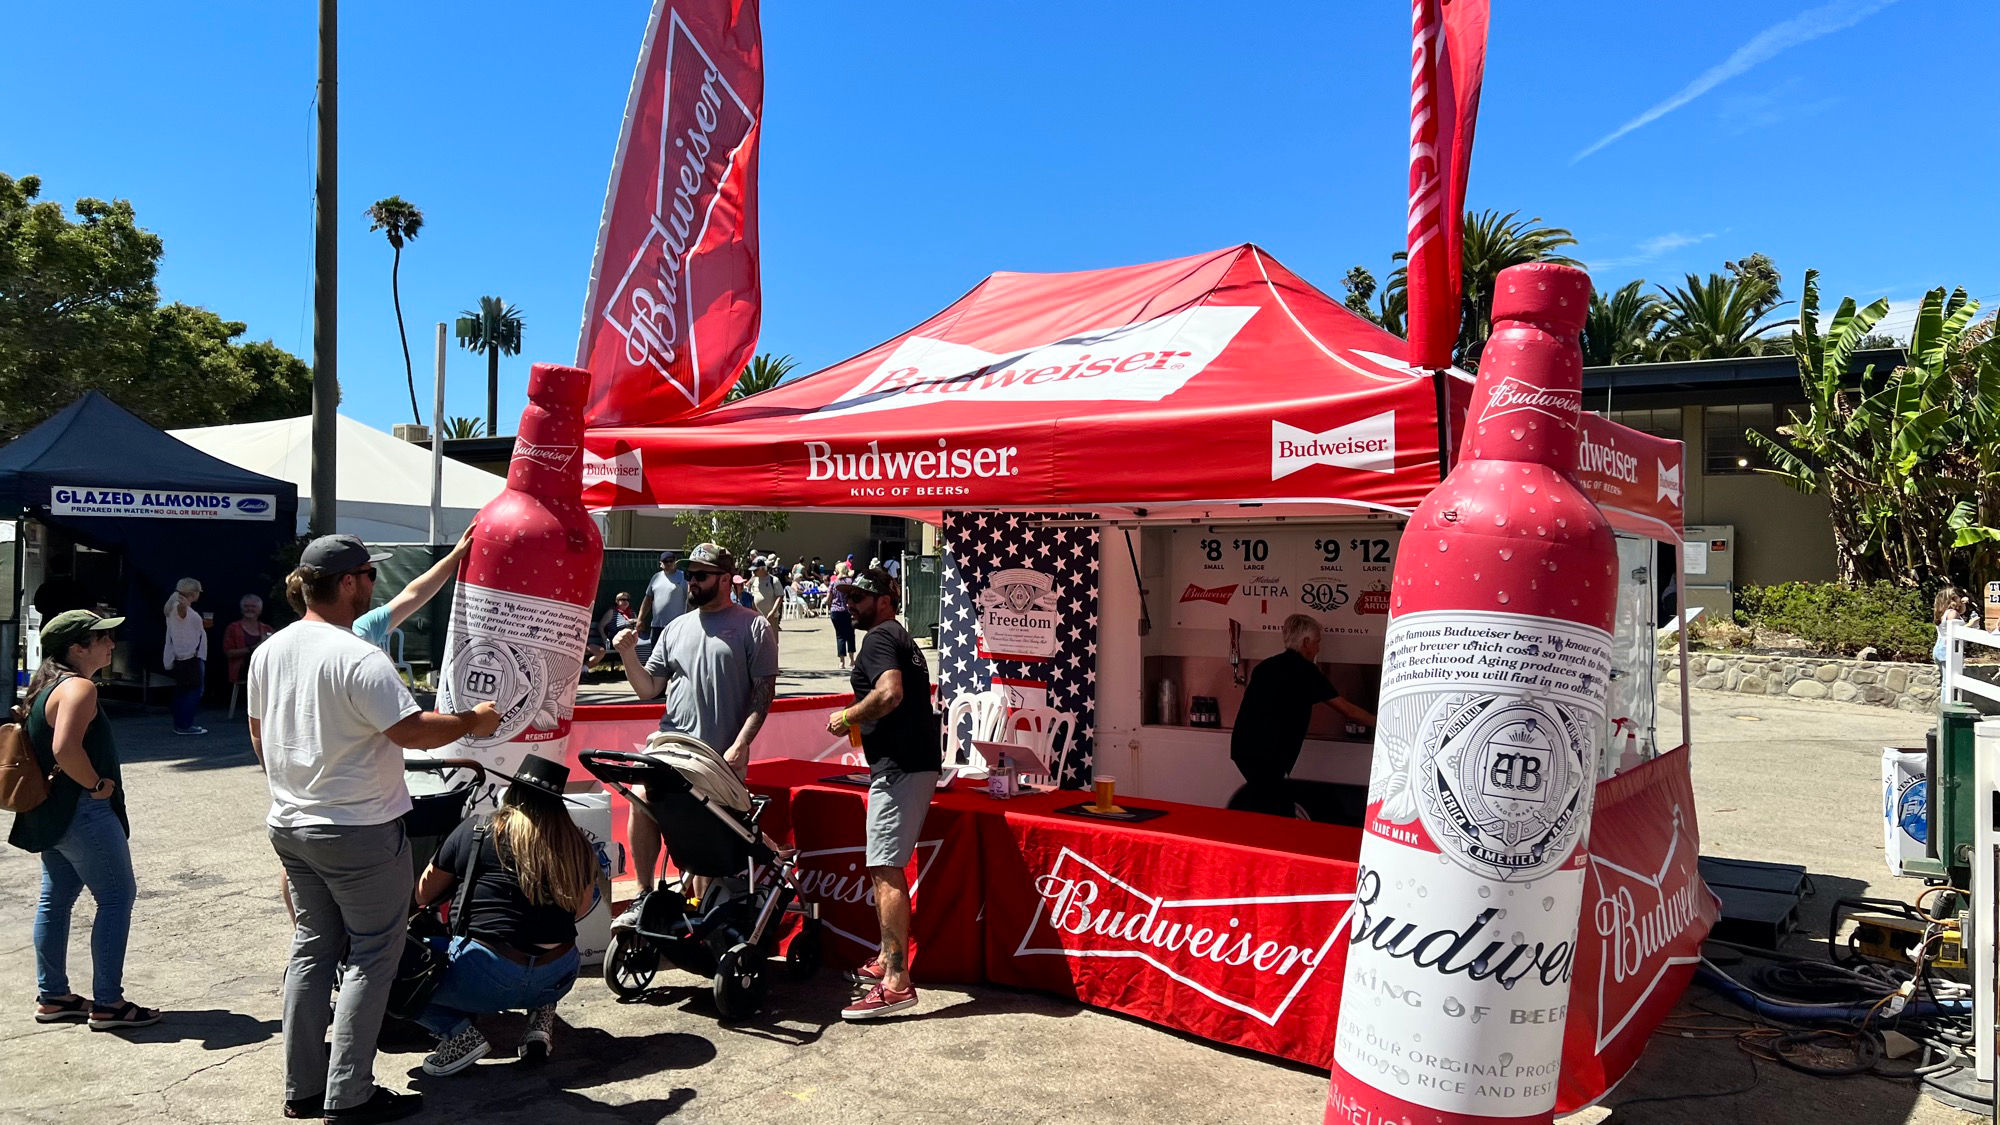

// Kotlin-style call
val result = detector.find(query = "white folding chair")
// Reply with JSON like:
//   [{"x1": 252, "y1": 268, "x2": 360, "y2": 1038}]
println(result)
[
  {"x1": 1005, "y1": 708, "x2": 1076, "y2": 790},
  {"x1": 944, "y1": 689, "x2": 1009, "y2": 774}
]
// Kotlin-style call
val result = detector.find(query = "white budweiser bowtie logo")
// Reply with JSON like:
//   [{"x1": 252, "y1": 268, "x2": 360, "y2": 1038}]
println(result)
[
  {"x1": 1587, "y1": 804, "x2": 1705, "y2": 1051},
  {"x1": 796, "y1": 839, "x2": 942, "y2": 954},
  {"x1": 512, "y1": 441, "x2": 578, "y2": 473},
  {"x1": 1478, "y1": 377, "x2": 1581, "y2": 427},
  {"x1": 1270, "y1": 412, "x2": 1397, "y2": 479},
  {"x1": 825, "y1": 305, "x2": 1260, "y2": 418},
  {"x1": 582, "y1": 448, "x2": 643, "y2": 489},
  {"x1": 1016, "y1": 847, "x2": 1350, "y2": 1025},
  {"x1": 1657, "y1": 460, "x2": 1682, "y2": 506}
]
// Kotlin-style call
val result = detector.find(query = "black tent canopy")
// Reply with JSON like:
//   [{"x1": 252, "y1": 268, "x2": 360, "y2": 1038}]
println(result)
[{"x1": 0, "y1": 393, "x2": 300, "y2": 677}]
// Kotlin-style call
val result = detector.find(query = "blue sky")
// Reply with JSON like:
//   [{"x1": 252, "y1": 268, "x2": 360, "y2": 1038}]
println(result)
[{"x1": 3, "y1": 1, "x2": 1992, "y2": 435}]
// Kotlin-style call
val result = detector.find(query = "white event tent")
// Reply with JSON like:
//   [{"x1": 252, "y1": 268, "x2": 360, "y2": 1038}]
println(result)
[{"x1": 169, "y1": 415, "x2": 506, "y2": 543}]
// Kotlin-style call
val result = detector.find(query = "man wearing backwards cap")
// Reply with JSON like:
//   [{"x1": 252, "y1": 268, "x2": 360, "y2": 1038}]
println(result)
[
  {"x1": 248, "y1": 534, "x2": 502, "y2": 1125},
  {"x1": 611, "y1": 542, "x2": 778, "y2": 925},
  {"x1": 826, "y1": 566, "x2": 939, "y2": 1020}
]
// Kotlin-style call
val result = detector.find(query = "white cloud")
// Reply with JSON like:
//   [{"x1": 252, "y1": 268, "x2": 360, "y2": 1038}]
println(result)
[
  {"x1": 1571, "y1": 0, "x2": 1898, "y2": 163},
  {"x1": 1588, "y1": 231, "x2": 1717, "y2": 273}
]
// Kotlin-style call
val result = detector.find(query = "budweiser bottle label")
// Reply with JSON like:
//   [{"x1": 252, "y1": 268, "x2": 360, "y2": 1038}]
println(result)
[
  {"x1": 1327, "y1": 262, "x2": 1613, "y2": 1125},
  {"x1": 435, "y1": 362, "x2": 604, "y2": 797}
]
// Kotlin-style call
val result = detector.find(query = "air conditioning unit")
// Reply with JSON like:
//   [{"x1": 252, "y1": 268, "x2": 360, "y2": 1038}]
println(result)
[{"x1": 391, "y1": 423, "x2": 431, "y2": 444}]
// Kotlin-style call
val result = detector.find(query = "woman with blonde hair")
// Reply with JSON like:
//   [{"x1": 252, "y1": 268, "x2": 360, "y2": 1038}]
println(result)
[
  {"x1": 1935, "y1": 586, "x2": 1976, "y2": 667},
  {"x1": 409, "y1": 754, "x2": 600, "y2": 1075}
]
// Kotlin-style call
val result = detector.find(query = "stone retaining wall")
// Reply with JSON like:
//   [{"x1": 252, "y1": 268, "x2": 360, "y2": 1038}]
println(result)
[{"x1": 1659, "y1": 650, "x2": 1940, "y2": 712}]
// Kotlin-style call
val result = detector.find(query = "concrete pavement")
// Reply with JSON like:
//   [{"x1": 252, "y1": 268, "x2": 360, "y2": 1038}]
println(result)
[{"x1": 0, "y1": 669, "x2": 1978, "y2": 1123}]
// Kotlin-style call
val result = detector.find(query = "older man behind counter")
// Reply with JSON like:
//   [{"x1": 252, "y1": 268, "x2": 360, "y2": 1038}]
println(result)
[{"x1": 1227, "y1": 614, "x2": 1377, "y2": 820}]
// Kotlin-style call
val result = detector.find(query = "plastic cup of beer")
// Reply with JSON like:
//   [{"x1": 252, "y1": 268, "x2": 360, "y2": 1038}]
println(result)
[{"x1": 1093, "y1": 774, "x2": 1116, "y2": 812}]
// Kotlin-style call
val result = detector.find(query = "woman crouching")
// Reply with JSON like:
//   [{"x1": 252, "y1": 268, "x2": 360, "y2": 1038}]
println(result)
[{"x1": 411, "y1": 754, "x2": 599, "y2": 1075}]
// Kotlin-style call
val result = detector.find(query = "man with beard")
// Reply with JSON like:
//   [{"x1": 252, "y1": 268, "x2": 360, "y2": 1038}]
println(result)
[
  {"x1": 610, "y1": 542, "x2": 778, "y2": 927},
  {"x1": 825, "y1": 567, "x2": 938, "y2": 1020},
  {"x1": 249, "y1": 535, "x2": 501, "y2": 1124}
]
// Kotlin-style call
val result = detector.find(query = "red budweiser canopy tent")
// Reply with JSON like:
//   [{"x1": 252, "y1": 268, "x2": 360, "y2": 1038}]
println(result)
[
  {"x1": 585, "y1": 245, "x2": 1472, "y2": 520},
  {"x1": 581, "y1": 242, "x2": 1684, "y2": 539}
]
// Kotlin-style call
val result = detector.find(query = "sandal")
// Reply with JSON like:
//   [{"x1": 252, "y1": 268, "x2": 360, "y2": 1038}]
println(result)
[
  {"x1": 34, "y1": 994, "x2": 88, "y2": 1023},
  {"x1": 88, "y1": 1001, "x2": 161, "y2": 1030}
]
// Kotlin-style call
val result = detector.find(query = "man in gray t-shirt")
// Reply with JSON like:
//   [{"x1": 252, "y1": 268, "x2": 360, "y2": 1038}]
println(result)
[
  {"x1": 635, "y1": 551, "x2": 688, "y2": 639},
  {"x1": 610, "y1": 543, "x2": 778, "y2": 926}
]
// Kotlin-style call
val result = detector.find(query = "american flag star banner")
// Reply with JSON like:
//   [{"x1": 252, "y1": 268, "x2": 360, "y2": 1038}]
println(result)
[
  {"x1": 576, "y1": 0, "x2": 763, "y2": 427},
  {"x1": 939, "y1": 511, "x2": 1100, "y2": 789},
  {"x1": 1404, "y1": 0, "x2": 1489, "y2": 372}
]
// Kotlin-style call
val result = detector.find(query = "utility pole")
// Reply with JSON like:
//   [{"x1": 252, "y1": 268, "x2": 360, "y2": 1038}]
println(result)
[{"x1": 310, "y1": 0, "x2": 339, "y2": 535}]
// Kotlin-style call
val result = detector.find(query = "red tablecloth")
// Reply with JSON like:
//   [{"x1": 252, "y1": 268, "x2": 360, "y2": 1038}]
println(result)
[{"x1": 744, "y1": 760, "x2": 1360, "y2": 1065}]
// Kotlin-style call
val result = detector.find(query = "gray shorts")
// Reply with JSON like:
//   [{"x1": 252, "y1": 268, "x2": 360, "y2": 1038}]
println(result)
[{"x1": 865, "y1": 760, "x2": 938, "y2": 869}]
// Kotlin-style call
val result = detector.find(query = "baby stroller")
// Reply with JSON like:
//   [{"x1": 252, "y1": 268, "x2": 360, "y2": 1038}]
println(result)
[
  {"x1": 403, "y1": 756, "x2": 490, "y2": 873},
  {"x1": 579, "y1": 733, "x2": 822, "y2": 1018}
]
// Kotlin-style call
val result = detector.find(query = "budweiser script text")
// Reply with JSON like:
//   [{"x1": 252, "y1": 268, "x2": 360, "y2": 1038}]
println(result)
[{"x1": 1031, "y1": 871, "x2": 1326, "y2": 977}]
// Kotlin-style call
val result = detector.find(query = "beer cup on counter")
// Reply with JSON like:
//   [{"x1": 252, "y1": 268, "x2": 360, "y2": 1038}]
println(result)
[{"x1": 1093, "y1": 774, "x2": 1117, "y2": 812}]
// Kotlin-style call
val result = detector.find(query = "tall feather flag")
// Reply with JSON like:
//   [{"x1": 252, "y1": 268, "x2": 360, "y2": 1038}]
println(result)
[
  {"x1": 576, "y1": 0, "x2": 764, "y2": 427},
  {"x1": 1404, "y1": 0, "x2": 1489, "y2": 373}
]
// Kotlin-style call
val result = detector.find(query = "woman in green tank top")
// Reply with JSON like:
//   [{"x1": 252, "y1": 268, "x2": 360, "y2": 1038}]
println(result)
[{"x1": 8, "y1": 609, "x2": 159, "y2": 1030}]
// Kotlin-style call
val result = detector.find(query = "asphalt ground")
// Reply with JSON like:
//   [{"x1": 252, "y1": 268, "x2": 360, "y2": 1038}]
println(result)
[{"x1": 0, "y1": 628, "x2": 1979, "y2": 1124}]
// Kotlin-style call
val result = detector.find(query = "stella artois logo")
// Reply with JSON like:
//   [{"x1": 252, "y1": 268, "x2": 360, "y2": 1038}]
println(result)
[
  {"x1": 1179, "y1": 583, "x2": 1236, "y2": 606},
  {"x1": 1414, "y1": 693, "x2": 1593, "y2": 881},
  {"x1": 1355, "y1": 583, "x2": 1391, "y2": 616},
  {"x1": 1016, "y1": 847, "x2": 1350, "y2": 1025},
  {"x1": 1477, "y1": 377, "x2": 1581, "y2": 429}
]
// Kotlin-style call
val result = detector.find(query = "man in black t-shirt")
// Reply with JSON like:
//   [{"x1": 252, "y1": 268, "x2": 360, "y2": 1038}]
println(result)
[
  {"x1": 826, "y1": 567, "x2": 939, "y2": 1020},
  {"x1": 1228, "y1": 614, "x2": 1377, "y2": 817}
]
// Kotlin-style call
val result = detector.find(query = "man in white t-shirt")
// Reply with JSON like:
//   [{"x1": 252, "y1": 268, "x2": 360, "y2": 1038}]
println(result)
[{"x1": 249, "y1": 534, "x2": 500, "y2": 1125}]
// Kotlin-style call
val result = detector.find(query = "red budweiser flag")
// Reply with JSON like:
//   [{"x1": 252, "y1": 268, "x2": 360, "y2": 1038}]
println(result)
[
  {"x1": 576, "y1": 0, "x2": 764, "y2": 426},
  {"x1": 1404, "y1": 0, "x2": 1489, "y2": 371}
]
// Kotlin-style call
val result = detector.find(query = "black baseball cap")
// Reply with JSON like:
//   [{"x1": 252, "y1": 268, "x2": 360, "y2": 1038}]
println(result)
[{"x1": 301, "y1": 534, "x2": 391, "y2": 575}]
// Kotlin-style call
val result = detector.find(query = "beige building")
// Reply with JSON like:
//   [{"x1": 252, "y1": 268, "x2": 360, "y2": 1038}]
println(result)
[{"x1": 1586, "y1": 348, "x2": 1902, "y2": 589}]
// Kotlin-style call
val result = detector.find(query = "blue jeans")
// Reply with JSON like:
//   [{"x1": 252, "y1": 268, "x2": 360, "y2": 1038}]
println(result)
[
  {"x1": 35, "y1": 797, "x2": 137, "y2": 1008},
  {"x1": 416, "y1": 936, "x2": 579, "y2": 1039},
  {"x1": 171, "y1": 658, "x2": 203, "y2": 730}
]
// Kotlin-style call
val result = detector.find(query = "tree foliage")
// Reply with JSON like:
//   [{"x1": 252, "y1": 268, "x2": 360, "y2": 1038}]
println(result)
[
  {"x1": 1652, "y1": 272, "x2": 1798, "y2": 360},
  {"x1": 440, "y1": 415, "x2": 485, "y2": 439},
  {"x1": 1581, "y1": 280, "x2": 1663, "y2": 367},
  {"x1": 1747, "y1": 269, "x2": 1997, "y2": 588},
  {"x1": 670, "y1": 510, "x2": 789, "y2": 562},
  {"x1": 0, "y1": 172, "x2": 315, "y2": 441},
  {"x1": 727, "y1": 352, "x2": 797, "y2": 402},
  {"x1": 456, "y1": 295, "x2": 523, "y2": 436},
  {"x1": 365, "y1": 195, "x2": 425, "y2": 423}
]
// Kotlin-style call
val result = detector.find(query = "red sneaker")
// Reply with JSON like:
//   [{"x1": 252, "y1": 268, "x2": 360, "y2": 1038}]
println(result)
[
  {"x1": 844, "y1": 957, "x2": 885, "y2": 984},
  {"x1": 841, "y1": 983, "x2": 918, "y2": 1020}
]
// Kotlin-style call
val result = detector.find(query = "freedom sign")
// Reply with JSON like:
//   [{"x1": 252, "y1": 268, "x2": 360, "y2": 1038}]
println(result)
[{"x1": 577, "y1": 0, "x2": 763, "y2": 427}]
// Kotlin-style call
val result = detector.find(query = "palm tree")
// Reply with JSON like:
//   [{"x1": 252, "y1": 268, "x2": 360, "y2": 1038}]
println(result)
[
  {"x1": 440, "y1": 416, "x2": 486, "y2": 440},
  {"x1": 1382, "y1": 209, "x2": 1579, "y2": 368},
  {"x1": 1581, "y1": 280, "x2": 1663, "y2": 367},
  {"x1": 726, "y1": 353, "x2": 798, "y2": 402},
  {"x1": 455, "y1": 296, "x2": 524, "y2": 435},
  {"x1": 364, "y1": 196, "x2": 425, "y2": 422},
  {"x1": 1653, "y1": 272, "x2": 1797, "y2": 361}
]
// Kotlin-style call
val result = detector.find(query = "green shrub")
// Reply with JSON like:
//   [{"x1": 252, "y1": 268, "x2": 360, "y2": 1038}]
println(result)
[{"x1": 1734, "y1": 581, "x2": 1935, "y2": 661}]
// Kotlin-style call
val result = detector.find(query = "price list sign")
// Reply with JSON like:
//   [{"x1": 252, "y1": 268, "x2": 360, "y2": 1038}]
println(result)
[{"x1": 1168, "y1": 526, "x2": 1400, "y2": 661}]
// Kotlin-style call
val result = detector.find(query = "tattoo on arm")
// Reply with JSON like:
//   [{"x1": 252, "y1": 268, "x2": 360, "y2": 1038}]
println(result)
[{"x1": 733, "y1": 676, "x2": 778, "y2": 749}]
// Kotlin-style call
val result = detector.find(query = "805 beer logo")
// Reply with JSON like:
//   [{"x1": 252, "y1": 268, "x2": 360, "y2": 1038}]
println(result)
[{"x1": 1300, "y1": 580, "x2": 1351, "y2": 612}]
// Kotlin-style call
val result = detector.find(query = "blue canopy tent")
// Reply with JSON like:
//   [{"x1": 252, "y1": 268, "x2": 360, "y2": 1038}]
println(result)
[{"x1": 0, "y1": 392, "x2": 300, "y2": 697}]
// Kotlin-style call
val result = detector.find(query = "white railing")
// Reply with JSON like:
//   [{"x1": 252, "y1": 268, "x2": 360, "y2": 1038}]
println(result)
[{"x1": 1943, "y1": 619, "x2": 2000, "y2": 708}]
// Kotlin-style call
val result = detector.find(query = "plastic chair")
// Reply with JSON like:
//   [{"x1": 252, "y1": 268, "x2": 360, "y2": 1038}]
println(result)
[
  {"x1": 944, "y1": 689, "x2": 1008, "y2": 773},
  {"x1": 388, "y1": 628, "x2": 416, "y2": 683},
  {"x1": 1005, "y1": 708, "x2": 1076, "y2": 789}
]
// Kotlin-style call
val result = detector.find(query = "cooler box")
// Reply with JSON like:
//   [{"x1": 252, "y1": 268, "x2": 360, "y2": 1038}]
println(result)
[
  {"x1": 1882, "y1": 746, "x2": 1927, "y2": 878},
  {"x1": 566, "y1": 789, "x2": 627, "y2": 967}
]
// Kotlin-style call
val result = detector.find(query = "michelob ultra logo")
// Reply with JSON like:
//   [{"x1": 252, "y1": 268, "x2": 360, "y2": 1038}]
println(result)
[
  {"x1": 824, "y1": 305, "x2": 1259, "y2": 417},
  {"x1": 1270, "y1": 411, "x2": 1397, "y2": 479}
]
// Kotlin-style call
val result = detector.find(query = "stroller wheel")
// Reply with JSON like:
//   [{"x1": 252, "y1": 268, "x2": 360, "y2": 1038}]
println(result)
[
  {"x1": 605, "y1": 931, "x2": 660, "y2": 999},
  {"x1": 713, "y1": 942, "x2": 767, "y2": 1020},
  {"x1": 785, "y1": 920, "x2": 824, "y2": 980}
]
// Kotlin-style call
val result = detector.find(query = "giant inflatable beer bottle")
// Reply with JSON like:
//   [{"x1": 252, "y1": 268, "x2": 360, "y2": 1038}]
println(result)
[
  {"x1": 435, "y1": 362, "x2": 604, "y2": 796},
  {"x1": 1326, "y1": 263, "x2": 1615, "y2": 1125}
]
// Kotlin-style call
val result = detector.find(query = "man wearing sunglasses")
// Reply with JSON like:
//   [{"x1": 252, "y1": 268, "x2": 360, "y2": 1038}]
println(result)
[
  {"x1": 249, "y1": 534, "x2": 502, "y2": 1124},
  {"x1": 610, "y1": 542, "x2": 779, "y2": 926}
]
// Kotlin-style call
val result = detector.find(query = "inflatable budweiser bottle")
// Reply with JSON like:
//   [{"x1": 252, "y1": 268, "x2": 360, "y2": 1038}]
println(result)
[
  {"x1": 435, "y1": 362, "x2": 604, "y2": 798},
  {"x1": 1326, "y1": 263, "x2": 1616, "y2": 1125}
]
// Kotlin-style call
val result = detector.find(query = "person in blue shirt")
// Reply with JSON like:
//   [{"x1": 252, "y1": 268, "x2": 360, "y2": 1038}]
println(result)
[{"x1": 350, "y1": 525, "x2": 475, "y2": 651}]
